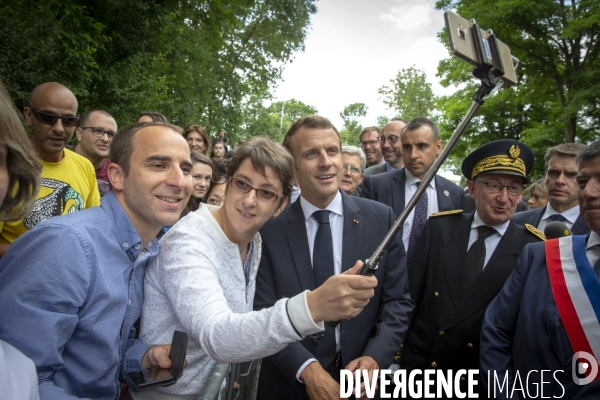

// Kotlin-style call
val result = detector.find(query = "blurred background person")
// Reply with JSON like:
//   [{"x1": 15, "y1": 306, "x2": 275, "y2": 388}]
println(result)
[
  {"x1": 183, "y1": 152, "x2": 213, "y2": 216},
  {"x1": 0, "y1": 79, "x2": 42, "y2": 400},
  {"x1": 206, "y1": 158, "x2": 229, "y2": 207},
  {"x1": 184, "y1": 124, "x2": 209, "y2": 155},
  {"x1": 211, "y1": 139, "x2": 226, "y2": 160},
  {"x1": 137, "y1": 111, "x2": 168, "y2": 123},
  {"x1": 359, "y1": 126, "x2": 383, "y2": 167},
  {"x1": 340, "y1": 145, "x2": 365, "y2": 196},
  {"x1": 527, "y1": 178, "x2": 549, "y2": 210}
]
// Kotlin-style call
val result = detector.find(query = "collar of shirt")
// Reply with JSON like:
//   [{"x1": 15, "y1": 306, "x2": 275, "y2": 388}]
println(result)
[
  {"x1": 471, "y1": 212, "x2": 510, "y2": 237},
  {"x1": 585, "y1": 231, "x2": 600, "y2": 268},
  {"x1": 299, "y1": 190, "x2": 344, "y2": 221},
  {"x1": 404, "y1": 167, "x2": 436, "y2": 190},
  {"x1": 586, "y1": 231, "x2": 600, "y2": 250},
  {"x1": 101, "y1": 191, "x2": 158, "y2": 260},
  {"x1": 543, "y1": 203, "x2": 580, "y2": 224}
]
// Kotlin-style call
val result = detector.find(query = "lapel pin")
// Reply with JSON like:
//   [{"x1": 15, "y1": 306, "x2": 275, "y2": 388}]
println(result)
[
  {"x1": 444, "y1": 190, "x2": 449, "y2": 196},
  {"x1": 354, "y1": 219, "x2": 359, "y2": 224}
]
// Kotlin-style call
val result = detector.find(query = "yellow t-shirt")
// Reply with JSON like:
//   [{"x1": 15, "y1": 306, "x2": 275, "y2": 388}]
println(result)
[{"x1": 0, "y1": 149, "x2": 101, "y2": 244}]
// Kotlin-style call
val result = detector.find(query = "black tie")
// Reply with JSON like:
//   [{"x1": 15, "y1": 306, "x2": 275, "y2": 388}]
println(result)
[
  {"x1": 466, "y1": 226, "x2": 497, "y2": 289},
  {"x1": 312, "y1": 210, "x2": 337, "y2": 366},
  {"x1": 551, "y1": 214, "x2": 567, "y2": 222},
  {"x1": 407, "y1": 182, "x2": 428, "y2": 266}
]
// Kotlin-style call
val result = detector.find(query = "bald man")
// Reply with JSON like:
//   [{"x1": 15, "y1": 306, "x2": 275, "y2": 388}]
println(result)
[
  {"x1": 364, "y1": 119, "x2": 407, "y2": 178},
  {"x1": 0, "y1": 82, "x2": 100, "y2": 256}
]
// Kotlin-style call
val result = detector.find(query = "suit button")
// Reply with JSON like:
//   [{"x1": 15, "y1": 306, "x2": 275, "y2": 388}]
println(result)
[
  {"x1": 467, "y1": 343, "x2": 473, "y2": 348},
  {"x1": 439, "y1": 331, "x2": 445, "y2": 336},
  {"x1": 558, "y1": 373, "x2": 570, "y2": 383},
  {"x1": 431, "y1": 361, "x2": 437, "y2": 368},
  {"x1": 434, "y1": 292, "x2": 439, "y2": 298}
]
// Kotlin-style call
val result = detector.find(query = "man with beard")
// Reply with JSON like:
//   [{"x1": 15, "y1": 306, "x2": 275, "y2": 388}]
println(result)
[
  {"x1": 364, "y1": 119, "x2": 406, "y2": 178},
  {"x1": 0, "y1": 82, "x2": 99, "y2": 256}
]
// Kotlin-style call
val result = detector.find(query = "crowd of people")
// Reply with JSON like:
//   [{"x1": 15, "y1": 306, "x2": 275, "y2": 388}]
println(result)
[{"x1": 0, "y1": 79, "x2": 599, "y2": 400}]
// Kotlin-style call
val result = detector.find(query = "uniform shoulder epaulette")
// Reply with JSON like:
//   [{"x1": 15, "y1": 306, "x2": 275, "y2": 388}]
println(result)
[
  {"x1": 429, "y1": 209, "x2": 463, "y2": 217},
  {"x1": 525, "y1": 223, "x2": 546, "y2": 241}
]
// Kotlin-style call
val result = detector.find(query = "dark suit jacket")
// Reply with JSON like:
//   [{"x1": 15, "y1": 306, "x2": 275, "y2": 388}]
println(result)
[
  {"x1": 361, "y1": 167, "x2": 465, "y2": 217},
  {"x1": 363, "y1": 163, "x2": 388, "y2": 178},
  {"x1": 254, "y1": 191, "x2": 413, "y2": 398},
  {"x1": 481, "y1": 240, "x2": 585, "y2": 399},
  {"x1": 511, "y1": 204, "x2": 590, "y2": 235},
  {"x1": 403, "y1": 213, "x2": 542, "y2": 378}
]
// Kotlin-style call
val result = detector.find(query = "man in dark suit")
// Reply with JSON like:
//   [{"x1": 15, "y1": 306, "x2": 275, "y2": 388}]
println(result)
[
  {"x1": 402, "y1": 140, "x2": 543, "y2": 397},
  {"x1": 481, "y1": 141, "x2": 600, "y2": 399},
  {"x1": 513, "y1": 143, "x2": 589, "y2": 235},
  {"x1": 254, "y1": 115, "x2": 413, "y2": 400},
  {"x1": 361, "y1": 117, "x2": 464, "y2": 261}
]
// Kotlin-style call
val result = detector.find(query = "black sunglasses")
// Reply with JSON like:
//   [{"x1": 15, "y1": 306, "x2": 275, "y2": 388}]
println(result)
[{"x1": 30, "y1": 108, "x2": 79, "y2": 127}]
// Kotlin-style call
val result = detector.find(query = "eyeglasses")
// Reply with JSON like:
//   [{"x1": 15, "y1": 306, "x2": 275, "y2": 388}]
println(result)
[
  {"x1": 342, "y1": 164, "x2": 361, "y2": 175},
  {"x1": 380, "y1": 135, "x2": 400, "y2": 145},
  {"x1": 229, "y1": 177, "x2": 283, "y2": 203},
  {"x1": 30, "y1": 108, "x2": 79, "y2": 127},
  {"x1": 81, "y1": 126, "x2": 116, "y2": 140},
  {"x1": 212, "y1": 175, "x2": 227, "y2": 184},
  {"x1": 475, "y1": 180, "x2": 525, "y2": 196},
  {"x1": 360, "y1": 140, "x2": 379, "y2": 148}
]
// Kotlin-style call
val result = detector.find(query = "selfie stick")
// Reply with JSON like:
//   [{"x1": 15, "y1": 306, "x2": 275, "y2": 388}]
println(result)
[{"x1": 330, "y1": 20, "x2": 510, "y2": 328}]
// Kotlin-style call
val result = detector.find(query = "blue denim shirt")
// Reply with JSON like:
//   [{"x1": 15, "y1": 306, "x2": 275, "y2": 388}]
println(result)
[{"x1": 0, "y1": 191, "x2": 159, "y2": 400}]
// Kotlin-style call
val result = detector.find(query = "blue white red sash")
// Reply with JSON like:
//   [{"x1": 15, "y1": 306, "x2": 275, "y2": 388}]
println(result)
[{"x1": 546, "y1": 235, "x2": 600, "y2": 383}]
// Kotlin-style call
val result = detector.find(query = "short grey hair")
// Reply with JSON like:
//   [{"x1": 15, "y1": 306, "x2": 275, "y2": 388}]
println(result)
[
  {"x1": 576, "y1": 141, "x2": 600, "y2": 164},
  {"x1": 342, "y1": 145, "x2": 367, "y2": 171}
]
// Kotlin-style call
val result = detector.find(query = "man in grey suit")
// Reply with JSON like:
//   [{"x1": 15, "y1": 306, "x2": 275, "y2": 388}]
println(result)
[
  {"x1": 363, "y1": 119, "x2": 407, "y2": 178},
  {"x1": 361, "y1": 117, "x2": 464, "y2": 259},
  {"x1": 255, "y1": 115, "x2": 413, "y2": 400},
  {"x1": 512, "y1": 143, "x2": 589, "y2": 235}
]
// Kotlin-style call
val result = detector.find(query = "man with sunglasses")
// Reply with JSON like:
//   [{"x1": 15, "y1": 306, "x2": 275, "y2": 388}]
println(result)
[
  {"x1": 363, "y1": 119, "x2": 407, "y2": 178},
  {"x1": 0, "y1": 82, "x2": 100, "y2": 257},
  {"x1": 73, "y1": 110, "x2": 118, "y2": 196},
  {"x1": 397, "y1": 140, "x2": 544, "y2": 397}
]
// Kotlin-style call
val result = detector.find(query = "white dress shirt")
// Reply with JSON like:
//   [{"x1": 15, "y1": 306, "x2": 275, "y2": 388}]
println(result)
[
  {"x1": 296, "y1": 191, "x2": 344, "y2": 381},
  {"x1": 538, "y1": 203, "x2": 580, "y2": 232},
  {"x1": 402, "y1": 169, "x2": 439, "y2": 251},
  {"x1": 586, "y1": 231, "x2": 600, "y2": 267},
  {"x1": 468, "y1": 212, "x2": 510, "y2": 268}
]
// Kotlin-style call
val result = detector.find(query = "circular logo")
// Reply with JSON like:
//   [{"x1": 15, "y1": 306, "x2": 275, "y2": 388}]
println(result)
[{"x1": 572, "y1": 351, "x2": 599, "y2": 385}]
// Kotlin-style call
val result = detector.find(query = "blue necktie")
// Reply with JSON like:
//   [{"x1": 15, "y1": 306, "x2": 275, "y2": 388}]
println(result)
[
  {"x1": 551, "y1": 214, "x2": 567, "y2": 222},
  {"x1": 407, "y1": 182, "x2": 428, "y2": 266},
  {"x1": 312, "y1": 210, "x2": 337, "y2": 366}
]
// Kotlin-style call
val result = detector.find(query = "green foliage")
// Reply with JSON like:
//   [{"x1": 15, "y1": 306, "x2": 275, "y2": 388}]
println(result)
[
  {"x1": 0, "y1": 0, "x2": 317, "y2": 144},
  {"x1": 378, "y1": 66, "x2": 437, "y2": 122},
  {"x1": 339, "y1": 103, "x2": 368, "y2": 145},
  {"x1": 241, "y1": 98, "x2": 317, "y2": 143}
]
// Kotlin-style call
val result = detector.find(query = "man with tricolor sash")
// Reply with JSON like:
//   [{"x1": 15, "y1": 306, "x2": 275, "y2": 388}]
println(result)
[{"x1": 481, "y1": 141, "x2": 600, "y2": 399}]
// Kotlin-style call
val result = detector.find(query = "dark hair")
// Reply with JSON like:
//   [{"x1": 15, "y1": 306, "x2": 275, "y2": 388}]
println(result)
[
  {"x1": 282, "y1": 115, "x2": 340, "y2": 154},
  {"x1": 0, "y1": 81, "x2": 41, "y2": 220},
  {"x1": 137, "y1": 111, "x2": 168, "y2": 123},
  {"x1": 111, "y1": 122, "x2": 183, "y2": 176},
  {"x1": 227, "y1": 137, "x2": 294, "y2": 203},
  {"x1": 185, "y1": 152, "x2": 214, "y2": 213},
  {"x1": 401, "y1": 117, "x2": 440, "y2": 141},
  {"x1": 205, "y1": 158, "x2": 230, "y2": 202},
  {"x1": 211, "y1": 139, "x2": 225, "y2": 159},
  {"x1": 184, "y1": 124, "x2": 210, "y2": 155},
  {"x1": 546, "y1": 143, "x2": 587, "y2": 170},
  {"x1": 575, "y1": 141, "x2": 600, "y2": 164},
  {"x1": 359, "y1": 126, "x2": 380, "y2": 142},
  {"x1": 79, "y1": 110, "x2": 115, "y2": 128}
]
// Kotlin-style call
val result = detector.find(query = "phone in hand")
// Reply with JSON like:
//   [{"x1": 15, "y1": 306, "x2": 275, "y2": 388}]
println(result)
[{"x1": 128, "y1": 330, "x2": 188, "y2": 391}]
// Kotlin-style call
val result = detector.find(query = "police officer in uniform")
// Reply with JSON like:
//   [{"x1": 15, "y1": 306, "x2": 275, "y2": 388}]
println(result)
[{"x1": 399, "y1": 140, "x2": 544, "y2": 398}]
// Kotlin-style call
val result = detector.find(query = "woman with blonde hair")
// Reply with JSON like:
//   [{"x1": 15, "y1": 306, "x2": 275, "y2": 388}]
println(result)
[{"x1": 183, "y1": 124, "x2": 210, "y2": 155}]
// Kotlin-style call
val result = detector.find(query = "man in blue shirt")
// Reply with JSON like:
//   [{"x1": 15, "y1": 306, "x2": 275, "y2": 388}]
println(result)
[{"x1": 0, "y1": 122, "x2": 193, "y2": 399}]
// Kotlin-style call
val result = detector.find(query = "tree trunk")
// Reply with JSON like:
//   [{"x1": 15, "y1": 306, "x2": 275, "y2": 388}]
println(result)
[{"x1": 565, "y1": 116, "x2": 577, "y2": 143}]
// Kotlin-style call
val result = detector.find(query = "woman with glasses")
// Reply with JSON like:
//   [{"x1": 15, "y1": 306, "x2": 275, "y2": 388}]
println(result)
[
  {"x1": 134, "y1": 137, "x2": 374, "y2": 399},
  {"x1": 205, "y1": 158, "x2": 229, "y2": 207},
  {"x1": 182, "y1": 153, "x2": 213, "y2": 216}
]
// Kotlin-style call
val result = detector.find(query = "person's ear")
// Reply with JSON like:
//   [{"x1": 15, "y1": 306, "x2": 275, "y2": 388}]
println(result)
[
  {"x1": 23, "y1": 107, "x2": 33, "y2": 127},
  {"x1": 273, "y1": 196, "x2": 288, "y2": 218},
  {"x1": 108, "y1": 163, "x2": 125, "y2": 190},
  {"x1": 75, "y1": 127, "x2": 83, "y2": 143}
]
